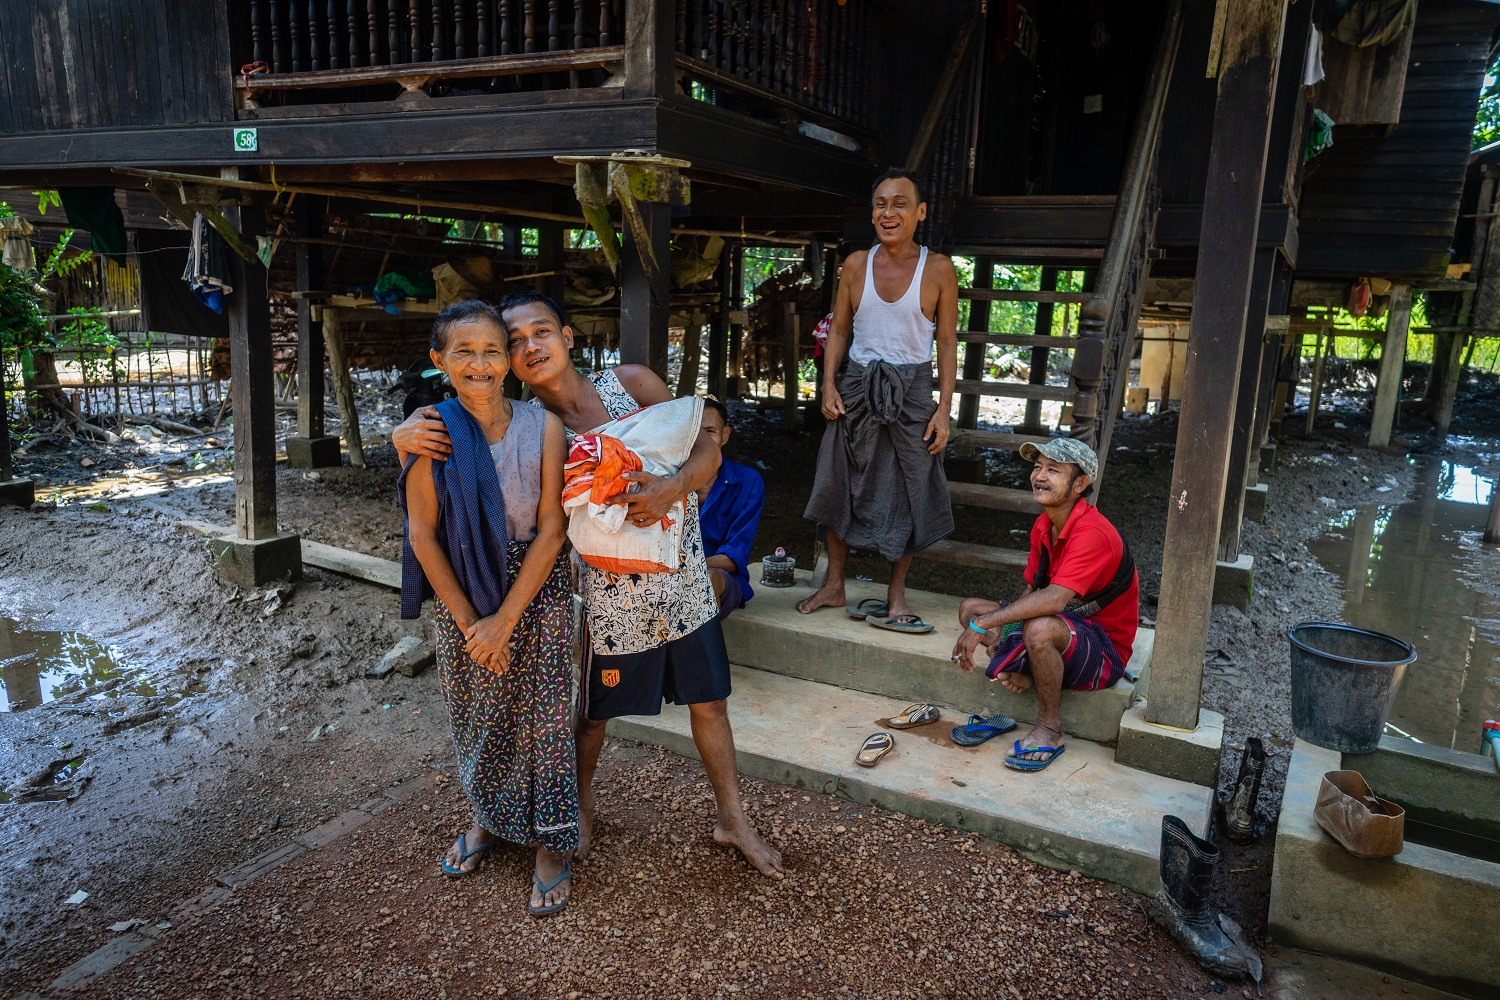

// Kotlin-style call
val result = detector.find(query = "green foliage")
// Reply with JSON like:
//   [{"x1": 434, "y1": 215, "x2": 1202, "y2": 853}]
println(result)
[
  {"x1": 34, "y1": 189, "x2": 60, "y2": 215},
  {"x1": 0, "y1": 201, "x2": 14, "y2": 219},
  {"x1": 0, "y1": 262, "x2": 46, "y2": 350},
  {"x1": 59, "y1": 307, "x2": 119, "y2": 384},
  {"x1": 1476, "y1": 61, "x2": 1500, "y2": 150}
]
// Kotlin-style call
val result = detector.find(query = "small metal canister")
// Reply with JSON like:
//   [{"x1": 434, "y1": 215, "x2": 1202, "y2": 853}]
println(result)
[{"x1": 760, "y1": 547, "x2": 796, "y2": 588}]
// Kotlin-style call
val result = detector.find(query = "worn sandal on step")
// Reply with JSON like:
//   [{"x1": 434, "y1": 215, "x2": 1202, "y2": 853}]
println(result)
[
  {"x1": 950, "y1": 713, "x2": 1018, "y2": 746},
  {"x1": 887, "y1": 703, "x2": 941, "y2": 729},
  {"x1": 855, "y1": 732, "x2": 895, "y2": 767},
  {"x1": 867, "y1": 613, "x2": 935, "y2": 634},
  {"x1": 846, "y1": 598, "x2": 890, "y2": 620},
  {"x1": 1004, "y1": 742, "x2": 1067, "y2": 772}
]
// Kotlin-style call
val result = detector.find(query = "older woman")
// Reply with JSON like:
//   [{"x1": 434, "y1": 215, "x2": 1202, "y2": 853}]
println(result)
[{"x1": 398, "y1": 299, "x2": 577, "y2": 915}]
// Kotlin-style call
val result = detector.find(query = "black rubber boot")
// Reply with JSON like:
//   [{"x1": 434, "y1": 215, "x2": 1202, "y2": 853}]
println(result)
[
  {"x1": 1221, "y1": 737, "x2": 1266, "y2": 844},
  {"x1": 1152, "y1": 815, "x2": 1262, "y2": 982}
]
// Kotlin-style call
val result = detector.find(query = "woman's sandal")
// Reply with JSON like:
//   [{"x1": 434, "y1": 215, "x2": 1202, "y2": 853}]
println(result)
[
  {"x1": 855, "y1": 732, "x2": 895, "y2": 767},
  {"x1": 528, "y1": 862, "x2": 571, "y2": 917},
  {"x1": 887, "y1": 703, "x2": 941, "y2": 729},
  {"x1": 440, "y1": 832, "x2": 493, "y2": 877}
]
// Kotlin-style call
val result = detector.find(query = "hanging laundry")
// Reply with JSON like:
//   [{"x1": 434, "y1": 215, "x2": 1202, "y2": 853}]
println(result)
[
  {"x1": 180, "y1": 214, "x2": 234, "y2": 314},
  {"x1": 1, "y1": 216, "x2": 35, "y2": 271},
  {"x1": 58, "y1": 187, "x2": 128, "y2": 264},
  {"x1": 1303, "y1": 25, "x2": 1325, "y2": 86},
  {"x1": 1304, "y1": 109, "x2": 1335, "y2": 161}
]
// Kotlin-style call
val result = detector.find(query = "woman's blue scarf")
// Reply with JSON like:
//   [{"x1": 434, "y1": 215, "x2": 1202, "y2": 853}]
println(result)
[{"x1": 398, "y1": 397, "x2": 509, "y2": 620}]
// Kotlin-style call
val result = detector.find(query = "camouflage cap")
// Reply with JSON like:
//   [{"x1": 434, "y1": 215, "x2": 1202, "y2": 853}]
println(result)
[{"x1": 1019, "y1": 437, "x2": 1098, "y2": 479}]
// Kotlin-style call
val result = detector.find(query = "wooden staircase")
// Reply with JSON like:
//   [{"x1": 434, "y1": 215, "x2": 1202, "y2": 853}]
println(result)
[{"x1": 909, "y1": 0, "x2": 1184, "y2": 579}]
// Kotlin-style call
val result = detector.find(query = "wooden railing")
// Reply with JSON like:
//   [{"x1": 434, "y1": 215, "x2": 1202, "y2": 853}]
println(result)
[
  {"x1": 1068, "y1": 0, "x2": 1182, "y2": 479},
  {"x1": 673, "y1": 0, "x2": 875, "y2": 131},
  {"x1": 245, "y1": 0, "x2": 620, "y2": 73}
]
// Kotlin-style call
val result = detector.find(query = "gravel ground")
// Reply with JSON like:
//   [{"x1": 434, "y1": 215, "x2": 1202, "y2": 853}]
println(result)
[{"x1": 68, "y1": 744, "x2": 1223, "y2": 1000}]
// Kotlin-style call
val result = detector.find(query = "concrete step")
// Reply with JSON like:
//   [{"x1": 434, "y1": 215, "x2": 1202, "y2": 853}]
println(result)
[
  {"x1": 607, "y1": 665, "x2": 1212, "y2": 895},
  {"x1": 721, "y1": 571, "x2": 1145, "y2": 745}
]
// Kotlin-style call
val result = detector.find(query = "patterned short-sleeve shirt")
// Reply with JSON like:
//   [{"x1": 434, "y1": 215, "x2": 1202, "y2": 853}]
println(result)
[{"x1": 552, "y1": 370, "x2": 719, "y2": 655}]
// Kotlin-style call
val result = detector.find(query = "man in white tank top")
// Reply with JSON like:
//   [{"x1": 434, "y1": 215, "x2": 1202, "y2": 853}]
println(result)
[{"x1": 799, "y1": 169, "x2": 959, "y2": 632}]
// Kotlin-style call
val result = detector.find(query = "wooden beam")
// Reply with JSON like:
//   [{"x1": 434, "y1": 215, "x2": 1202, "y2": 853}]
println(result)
[
  {"x1": 295, "y1": 198, "x2": 326, "y2": 440},
  {"x1": 1022, "y1": 267, "x2": 1061, "y2": 433},
  {"x1": 226, "y1": 207, "x2": 279, "y2": 541},
  {"x1": 182, "y1": 521, "x2": 399, "y2": 590},
  {"x1": 782, "y1": 302, "x2": 799, "y2": 433},
  {"x1": 322, "y1": 309, "x2": 365, "y2": 468},
  {"x1": 706, "y1": 252, "x2": 730, "y2": 399},
  {"x1": 620, "y1": 201, "x2": 671, "y2": 378},
  {"x1": 1218, "y1": 249, "x2": 1276, "y2": 562},
  {"x1": 236, "y1": 47, "x2": 624, "y2": 91},
  {"x1": 1368, "y1": 284, "x2": 1412, "y2": 449},
  {"x1": 958, "y1": 257, "x2": 993, "y2": 430},
  {"x1": 1151, "y1": 0, "x2": 1289, "y2": 733},
  {"x1": 624, "y1": 0, "x2": 675, "y2": 99},
  {"x1": 903, "y1": 6, "x2": 983, "y2": 175}
]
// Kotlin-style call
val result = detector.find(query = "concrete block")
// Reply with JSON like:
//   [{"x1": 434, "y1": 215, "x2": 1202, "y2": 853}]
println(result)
[
  {"x1": 366, "y1": 635, "x2": 435, "y2": 679},
  {"x1": 1114, "y1": 701, "x2": 1224, "y2": 788},
  {"x1": 210, "y1": 532, "x2": 303, "y2": 588},
  {"x1": 285, "y1": 435, "x2": 341, "y2": 469},
  {"x1": 721, "y1": 572, "x2": 1138, "y2": 744},
  {"x1": 0, "y1": 478, "x2": 35, "y2": 508},
  {"x1": 214, "y1": 840, "x2": 308, "y2": 888},
  {"x1": 1270, "y1": 739, "x2": 1500, "y2": 996},
  {"x1": 297, "y1": 808, "x2": 374, "y2": 849},
  {"x1": 48, "y1": 932, "x2": 158, "y2": 991},
  {"x1": 609, "y1": 664, "x2": 1214, "y2": 896},
  {"x1": 1212, "y1": 554, "x2": 1253, "y2": 610},
  {"x1": 1244, "y1": 483, "x2": 1268, "y2": 523},
  {"x1": 1259, "y1": 443, "x2": 1278, "y2": 475}
]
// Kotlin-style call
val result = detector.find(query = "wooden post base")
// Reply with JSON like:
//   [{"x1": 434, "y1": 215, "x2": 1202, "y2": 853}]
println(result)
[
  {"x1": 285, "y1": 436, "x2": 342, "y2": 469},
  {"x1": 0, "y1": 479, "x2": 36, "y2": 508},
  {"x1": 211, "y1": 532, "x2": 304, "y2": 588}
]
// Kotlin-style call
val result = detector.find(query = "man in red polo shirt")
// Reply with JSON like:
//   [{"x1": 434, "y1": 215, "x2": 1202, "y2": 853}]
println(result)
[{"x1": 950, "y1": 438, "x2": 1138, "y2": 771}]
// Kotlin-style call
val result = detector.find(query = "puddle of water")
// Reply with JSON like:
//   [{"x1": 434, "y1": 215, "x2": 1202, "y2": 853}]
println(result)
[
  {"x1": 0, "y1": 618, "x2": 128, "y2": 712},
  {"x1": 1308, "y1": 459, "x2": 1500, "y2": 753}
]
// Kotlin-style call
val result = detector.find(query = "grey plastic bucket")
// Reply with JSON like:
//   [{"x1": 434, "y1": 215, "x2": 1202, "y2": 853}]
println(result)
[{"x1": 1288, "y1": 622, "x2": 1416, "y2": 754}]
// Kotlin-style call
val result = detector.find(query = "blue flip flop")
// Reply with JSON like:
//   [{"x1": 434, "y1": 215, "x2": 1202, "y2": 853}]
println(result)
[
  {"x1": 440, "y1": 832, "x2": 493, "y2": 877},
  {"x1": 529, "y1": 861, "x2": 571, "y2": 917},
  {"x1": 846, "y1": 598, "x2": 889, "y2": 620},
  {"x1": 950, "y1": 713, "x2": 1018, "y2": 746},
  {"x1": 1004, "y1": 741, "x2": 1067, "y2": 772}
]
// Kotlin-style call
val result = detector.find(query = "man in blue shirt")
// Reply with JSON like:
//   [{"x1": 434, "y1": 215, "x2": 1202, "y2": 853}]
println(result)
[{"x1": 696, "y1": 398, "x2": 766, "y2": 618}]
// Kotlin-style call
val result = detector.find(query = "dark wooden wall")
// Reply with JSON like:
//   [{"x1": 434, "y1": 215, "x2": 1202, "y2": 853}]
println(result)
[
  {"x1": 1296, "y1": 0, "x2": 1499, "y2": 281},
  {"x1": 0, "y1": 1, "x2": 232, "y2": 135}
]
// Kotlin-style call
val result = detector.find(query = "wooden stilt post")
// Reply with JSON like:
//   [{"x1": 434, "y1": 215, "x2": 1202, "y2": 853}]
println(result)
[
  {"x1": 1020, "y1": 266, "x2": 1060, "y2": 433},
  {"x1": 287, "y1": 198, "x2": 339, "y2": 469},
  {"x1": 1432, "y1": 290, "x2": 1472, "y2": 436},
  {"x1": 0, "y1": 346, "x2": 36, "y2": 507},
  {"x1": 1218, "y1": 249, "x2": 1276, "y2": 561},
  {"x1": 957, "y1": 256, "x2": 993, "y2": 430},
  {"x1": 782, "y1": 301, "x2": 799, "y2": 432},
  {"x1": 1305, "y1": 331, "x2": 1328, "y2": 436},
  {"x1": 726, "y1": 245, "x2": 745, "y2": 399},
  {"x1": 321, "y1": 309, "x2": 365, "y2": 469},
  {"x1": 1149, "y1": 0, "x2": 1289, "y2": 733},
  {"x1": 219, "y1": 203, "x2": 301, "y2": 584},
  {"x1": 1368, "y1": 283, "x2": 1412, "y2": 448},
  {"x1": 707, "y1": 251, "x2": 730, "y2": 400},
  {"x1": 620, "y1": 201, "x2": 672, "y2": 378}
]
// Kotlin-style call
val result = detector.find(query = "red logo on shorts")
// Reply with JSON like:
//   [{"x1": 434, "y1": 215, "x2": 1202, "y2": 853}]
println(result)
[{"x1": 600, "y1": 669, "x2": 621, "y2": 688}]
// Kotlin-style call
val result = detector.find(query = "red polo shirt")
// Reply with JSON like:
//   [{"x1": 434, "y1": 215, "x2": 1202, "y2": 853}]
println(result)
[{"x1": 1025, "y1": 499, "x2": 1138, "y2": 666}]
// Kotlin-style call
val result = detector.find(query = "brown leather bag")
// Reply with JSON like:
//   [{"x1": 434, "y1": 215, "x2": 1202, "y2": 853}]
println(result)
[{"x1": 1313, "y1": 770, "x2": 1405, "y2": 858}]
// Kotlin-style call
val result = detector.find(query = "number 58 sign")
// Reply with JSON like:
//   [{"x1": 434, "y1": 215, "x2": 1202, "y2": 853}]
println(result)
[{"x1": 233, "y1": 128, "x2": 259, "y2": 152}]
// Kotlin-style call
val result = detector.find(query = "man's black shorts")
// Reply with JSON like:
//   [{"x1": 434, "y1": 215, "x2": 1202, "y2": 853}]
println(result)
[{"x1": 582, "y1": 616, "x2": 732, "y2": 720}]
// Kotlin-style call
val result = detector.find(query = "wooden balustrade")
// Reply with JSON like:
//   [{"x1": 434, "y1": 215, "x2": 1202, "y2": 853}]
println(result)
[
  {"x1": 673, "y1": 0, "x2": 874, "y2": 129},
  {"x1": 245, "y1": 0, "x2": 622, "y2": 72}
]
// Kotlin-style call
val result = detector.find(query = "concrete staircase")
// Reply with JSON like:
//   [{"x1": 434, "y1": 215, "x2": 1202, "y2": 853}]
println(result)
[{"x1": 607, "y1": 573, "x2": 1215, "y2": 894}]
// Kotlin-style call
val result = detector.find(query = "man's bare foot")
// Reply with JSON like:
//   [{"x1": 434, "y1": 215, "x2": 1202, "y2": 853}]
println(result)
[
  {"x1": 713, "y1": 817, "x2": 784, "y2": 877},
  {"x1": 795, "y1": 582, "x2": 846, "y2": 615},
  {"x1": 574, "y1": 786, "x2": 595, "y2": 861},
  {"x1": 1008, "y1": 722, "x2": 1065, "y2": 763},
  {"x1": 999, "y1": 671, "x2": 1034, "y2": 695},
  {"x1": 443, "y1": 822, "x2": 494, "y2": 875},
  {"x1": 529, "y1": 846, "x2": 571, "y2": 913}
]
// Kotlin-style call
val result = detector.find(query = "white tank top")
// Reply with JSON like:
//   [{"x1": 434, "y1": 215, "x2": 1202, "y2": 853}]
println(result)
[{"x1": 847, "y1": 245, "x2": 936, "y2": 366}]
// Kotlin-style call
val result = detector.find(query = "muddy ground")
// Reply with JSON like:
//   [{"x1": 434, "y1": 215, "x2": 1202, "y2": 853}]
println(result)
[{"x1": 0, "y1": 363, "x2": 1486, "y2": 998}]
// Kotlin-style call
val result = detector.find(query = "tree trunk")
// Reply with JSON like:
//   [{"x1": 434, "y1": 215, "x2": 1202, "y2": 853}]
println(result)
[{"x1": 24, "y1": 350, "x2": 72, "y2": 420}]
